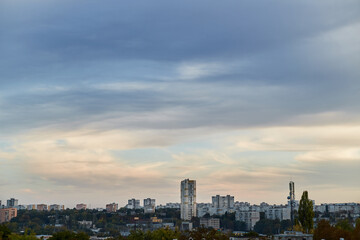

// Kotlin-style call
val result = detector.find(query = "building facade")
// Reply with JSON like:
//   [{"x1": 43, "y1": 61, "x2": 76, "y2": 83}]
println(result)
[
  {"x1": 49, "y1": 204, "x2": 65, "y2": 211},
  {"x1": 200, "y1": 218, "x2": 220, "y2": 230},
  {"x1": 6, "y1": 198, "x2": 18, "y2": 208},
  {"x1": 236, "y1": 210, "x2": 260, "y2": 231},
  {"x1": 143, "y1": 198, "x2": 156, "y2": 214},
  {"x1": 37, "y1": 204, "x2": 48, "y2": 211},
  {"x1": 0, "y1": 208, "x2": 17, "y2": 223},
  {"x1": 106, "y1": 203, "x2": 118, "y2": 213},
  {"x1": 76, "y1": 203, "x2": 87, "y2": 210},
  {"x1": 127, "y1": 199, "x2": 141, "y2": 209},
  {"x1": 180, "y1": 179, "x2": 197, "y2": 220}
]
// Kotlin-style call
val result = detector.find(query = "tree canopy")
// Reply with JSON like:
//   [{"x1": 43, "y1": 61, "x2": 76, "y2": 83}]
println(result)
[{"x1": 298, "y1": 191, "x2": 314, "y2": 233}]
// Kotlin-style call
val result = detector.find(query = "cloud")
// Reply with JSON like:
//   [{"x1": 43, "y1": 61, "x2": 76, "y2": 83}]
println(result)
[
  {"x1": 296, "y1": 149, "x2": 360, "y2": 162},
  {"x1": 1, "y1": 0, "x2": 360, "y2": 205},
  {"x1": 176, "y1": 61, "x2": 235, "y2": 80},
  {"x1": 235, "y1": 125, "x2": 360, "y2": 152}
]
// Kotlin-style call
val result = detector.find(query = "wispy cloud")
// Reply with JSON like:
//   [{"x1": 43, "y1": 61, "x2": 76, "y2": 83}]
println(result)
[{"x1": 1, "y1": 0, "x2": 360, "y2": 205}]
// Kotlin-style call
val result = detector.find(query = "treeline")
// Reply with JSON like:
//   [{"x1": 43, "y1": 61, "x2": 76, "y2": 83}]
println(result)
[
  {"x1": 7, "y1": 209, "x2": 246, "y2": 235},
  {"x1": 253, "y1": 219, "x2": 292, "y2": 235},
  {"x1": 314, "y1": 219, "x2": 360, "y2": 240},
  {"x1": 0, "y1": 225, "x2": 89, "y2": 240},
  {"x1": 0, "y1": 225, "x2": 232, "y2": 240},
  {"x1": 6, "y1": 208, "x2": 180, "y2": 235}
]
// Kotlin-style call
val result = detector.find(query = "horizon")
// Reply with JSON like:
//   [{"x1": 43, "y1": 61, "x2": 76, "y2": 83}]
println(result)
[
  {"x1": 2, "y1": 179, "x2": 359, "y2": 209},
  {"x1": 1, "y1": 1, "x2": 360, "y2": 207}
]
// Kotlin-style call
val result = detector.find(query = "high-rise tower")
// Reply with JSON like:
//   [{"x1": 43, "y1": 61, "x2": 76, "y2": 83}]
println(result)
[
  {"x1": 288, "y1": 181, "x2": 295, "y2": 228},
  {"x1": 181, "y1": 179, "x2": 197, "y2": 220}
]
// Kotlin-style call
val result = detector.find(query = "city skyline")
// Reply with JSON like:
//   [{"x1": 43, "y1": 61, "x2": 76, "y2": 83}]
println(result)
[
  {"x1": 0, "y1": 180, "x2": 357, "y2": 209},
  {"x1": 1, "y1": 0, "x2": 360, "y2": 206}
]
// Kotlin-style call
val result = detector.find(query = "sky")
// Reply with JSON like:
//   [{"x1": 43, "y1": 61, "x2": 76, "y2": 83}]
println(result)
[{"x1": 0, "y1": 0, "x2": 360, "y2": 208}]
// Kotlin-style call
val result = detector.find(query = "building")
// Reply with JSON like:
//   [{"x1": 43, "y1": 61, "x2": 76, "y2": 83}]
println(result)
[
  {"x1": 127, "y1": 199, "x2": 141, "y2": 209},
  {"x1": 180, "y1": 179, "x2": 197, "y2": 220},
  {"x1": 274, "y1": 231, "x2": 313, "y2": 240},
  {"x1": 0, "y1": 208, "x2": 17, "y2": 223},
  {"x1": 266, "y1": 206, "x2": 291, "y2": 221},
  {"x1": 181, "y1": 222, "x2": 193, "y2": 231},
  {"x1": 197, "y1": 203, "x2": 211, "y2": 217},
  {"x1": 156, "y1": 203, "x2": 180, "y2": 209},
  {"x1": 200, "y1": 218, "x2": 220, "y2": 230},
  {"x1": 49, "y1": 204, "x2": 65, "y2": 211},
  {"x1": 78, "y1": 220, "x2": 93, "y2": 229},
  {"x1": 37, "y1": 204, "x2": 48, "y2": 211},
  {"x1": 106, "y1": 203, "x2": 118, "y2": 213},
  {"x1": 143, "y1": 198, "x2": 156, "y2": 214},
  {"x1": 211, "y1": 195, "x2": 234, "y2": 215},
  {"x1": 212, "y1": 195, "x2": 234, "y2": 209},
  {"x1": 6, "y1": 198, "x2": 18, "y2": 208},
  {"x1": 76, "y1": 203, "x2": 87, "y2": 210},
  {"x1": 27, "y1": 204, "x2": 36, "y2": 210},
  {"x1": 236, "y1": 210, "x2": 260, "y2": 231}
]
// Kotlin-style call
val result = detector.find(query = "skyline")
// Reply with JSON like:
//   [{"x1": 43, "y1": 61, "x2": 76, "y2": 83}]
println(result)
[
  {"x1": 1, "y1": 0, "x2": 360, "y2": 207},
  {"x1": 0, "y1": 179, "x2": 356, "y2": 209}
]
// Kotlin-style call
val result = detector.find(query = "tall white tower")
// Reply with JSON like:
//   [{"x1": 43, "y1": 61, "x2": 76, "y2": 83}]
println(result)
[{"x1": 181, "y1": 179, "x2": 197, "y2": 220}]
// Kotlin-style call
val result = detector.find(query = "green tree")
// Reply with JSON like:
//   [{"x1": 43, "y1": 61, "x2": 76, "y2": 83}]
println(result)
[
  {"x1": 298, "y1": 191, "x2": 314, "y2": 233},
  {"x1": 0, "y1": 224, "x2": 12, "y2": 240},
  {"x1": 48, "y1": 230, "x2": 89, "y2": 240},
  {"x1": 8, "y1": 229, "x2": 38, "y2": 240}
]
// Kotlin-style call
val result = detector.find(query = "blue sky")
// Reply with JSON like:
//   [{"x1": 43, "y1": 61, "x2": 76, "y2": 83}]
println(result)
[{"x1": 0, "y1": 0, "x2": 360, "y2": 208}]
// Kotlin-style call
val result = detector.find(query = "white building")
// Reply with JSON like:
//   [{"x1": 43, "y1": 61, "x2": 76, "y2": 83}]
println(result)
[
  {"x1": 236, "y1": 210, "x2": 260, "y2": 231},
  {"x1": 265, "y1": 206, "x2": 291, "y2": 221},
  {"x1": 197, "y1": 203, "x2": 211, "y2": 217},
  {"x1": 210, "y1": 195, "x2": 234, "y2": 215},
  {"x1": 181, "y1": 179, "x2": 197, "y2": 220},
  {"x1": 143, "y1": 198, "x2": 155, "y2": 214},
  {"x1": 156, "y1": 203, "x2": 181, "y2": 209},
  {"x1": 212, "y1": 195, "x2": 234, "y2": 209},
  {"x1": 127, "y1": 199, "x2": 141, "y2": 209}
]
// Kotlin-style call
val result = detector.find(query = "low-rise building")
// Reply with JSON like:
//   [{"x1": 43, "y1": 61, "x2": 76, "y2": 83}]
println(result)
[{"x1": 200, "y1": 218, "x2": 220, "y2": 230}]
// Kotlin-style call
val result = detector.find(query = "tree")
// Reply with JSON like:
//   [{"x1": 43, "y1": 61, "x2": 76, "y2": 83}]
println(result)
[
  {"x1": 258, "y1": 219, "x2": 279, "y2": 234},
  {"x1": 48, "y1": 230, "x2": 89, "y2": 240},
  {"x1": 0, "y1": 224, "x2": 12, "y2": 240},
  {"x1": 298, "y1": 191, "x2": 314, "y2": 233},
  {"x1": 313, "y1": 220, "x2": 335, "y2": 240},
  {"x1": 353, "y1": 218, "x2": 360, "y2": 240}
]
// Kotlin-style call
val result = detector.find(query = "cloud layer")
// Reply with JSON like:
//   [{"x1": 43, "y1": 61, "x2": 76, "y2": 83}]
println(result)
[{"x1": 0, "y1": 0, "x2": 360, "y2": 207}]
